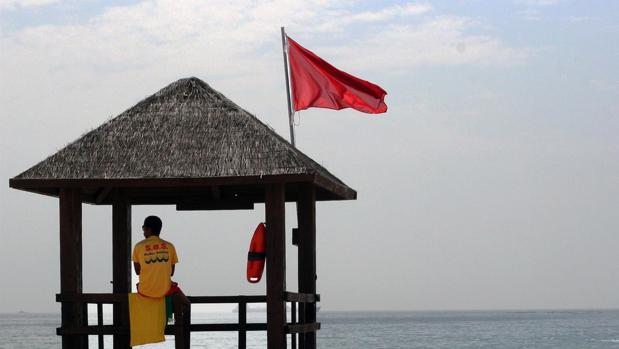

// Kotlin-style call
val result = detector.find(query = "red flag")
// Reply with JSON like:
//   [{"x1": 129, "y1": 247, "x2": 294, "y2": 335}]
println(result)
[{"x1": 287, "y1": 36, "x2": 387, "y2": 114}]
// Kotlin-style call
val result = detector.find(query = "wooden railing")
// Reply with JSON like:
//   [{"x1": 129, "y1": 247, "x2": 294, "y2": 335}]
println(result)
[
  {"x1": 285, "y1": 292, "x2": 320, "y2": 349},
  {"x1": 56, "y1": 292, "x2": 320, "y2": 349}
]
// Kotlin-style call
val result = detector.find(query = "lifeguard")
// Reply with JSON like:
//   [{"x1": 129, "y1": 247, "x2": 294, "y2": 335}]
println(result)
[
  {"x1": 129, "y1": 216, "x2": 188, "y2": 346},
  {"x1": 132, "y1": 215, "x2": 178, "y2": 297}
]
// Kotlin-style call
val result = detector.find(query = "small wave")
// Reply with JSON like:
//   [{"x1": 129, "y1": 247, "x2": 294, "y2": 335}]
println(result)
[{"x1": 600, "y1": 339, "x2": 619, "y2": 343}]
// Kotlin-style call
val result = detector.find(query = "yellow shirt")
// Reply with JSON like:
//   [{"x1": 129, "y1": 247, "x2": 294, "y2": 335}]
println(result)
[{"x1": 132, "y1": 236, "x2": 178, "y2": 298}]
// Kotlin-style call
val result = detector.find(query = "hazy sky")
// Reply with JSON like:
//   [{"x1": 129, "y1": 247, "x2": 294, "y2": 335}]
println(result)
[{"x1": 1, "y1": 0, "x2": 618, "y2": 313}]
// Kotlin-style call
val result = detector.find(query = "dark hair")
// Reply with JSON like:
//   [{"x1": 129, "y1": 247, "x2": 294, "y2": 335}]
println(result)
[{"x1": 143, "y1": 216, "x2": 162, "y2": 235}]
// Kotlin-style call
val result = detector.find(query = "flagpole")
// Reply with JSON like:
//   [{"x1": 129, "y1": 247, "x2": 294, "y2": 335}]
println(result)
[{"x1": 281, "y1": 26, "x2": 296, "y2": 147}]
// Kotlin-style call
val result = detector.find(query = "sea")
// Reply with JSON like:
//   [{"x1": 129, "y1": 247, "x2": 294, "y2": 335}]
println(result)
[{"x1": 2, "y1": 310, "x2": 619, "y2": 348}]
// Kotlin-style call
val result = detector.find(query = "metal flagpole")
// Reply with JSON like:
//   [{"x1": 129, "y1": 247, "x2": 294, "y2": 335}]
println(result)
[{"x1": 281, "y1": 26, "x2": 296, "y2": 147}]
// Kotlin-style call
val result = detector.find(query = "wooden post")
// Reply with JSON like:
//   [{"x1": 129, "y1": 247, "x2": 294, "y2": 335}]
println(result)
[
  {"x1": 173, "y1": 294, "x2": 191, "y2": 349},
  {"x1": 291, "y1": 301, "x2": 297, "y2": 349},
  {"x1": 97, "y1": 303, "x2": 104, "y2": 349},
  {"x1": 112, "y1": 197, "x2": 131, "y2": 349},
  {"x1": 59, "y1": 188, "x2": 88, "y2": 349},
  {"x1": 266, "y1": 183, "x2": 287, "y2": 349},
  {"x1": 296, "y1": 183, "x2": 316, "y2": 349},
  {"x1": 238, "y1": 300, "x2": 247, "y2": 349}
]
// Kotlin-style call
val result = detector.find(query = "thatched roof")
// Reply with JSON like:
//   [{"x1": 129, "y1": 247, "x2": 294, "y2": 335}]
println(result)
[{"x1": 10, "y1": 77, "x2": 355, "y2": 202}]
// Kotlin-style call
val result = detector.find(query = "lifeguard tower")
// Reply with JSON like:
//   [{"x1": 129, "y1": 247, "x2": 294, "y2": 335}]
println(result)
[{"x1": 9, "y1": 77, "x2": 356, "y2": 349}]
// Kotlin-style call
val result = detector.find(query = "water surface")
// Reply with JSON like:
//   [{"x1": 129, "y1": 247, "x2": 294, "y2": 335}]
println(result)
[{"x1": 2, "y1": 310, "x2": 619, "y2": 348}]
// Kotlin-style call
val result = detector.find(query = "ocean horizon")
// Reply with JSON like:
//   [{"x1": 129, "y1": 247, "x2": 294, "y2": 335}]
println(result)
[{"x1": 3, "y1": 309, "x2": 619, "y2": 348}]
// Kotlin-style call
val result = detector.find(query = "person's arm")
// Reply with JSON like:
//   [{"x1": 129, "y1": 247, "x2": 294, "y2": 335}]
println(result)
[
  {"x1": 132, "y1": 245, "x2": 140, "y2": 275},
  {"x1": 171, "y1": 244, "x2": 178, "y2": 276}
]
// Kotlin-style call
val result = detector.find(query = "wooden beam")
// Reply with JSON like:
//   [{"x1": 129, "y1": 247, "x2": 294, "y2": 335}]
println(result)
[
  {"x1": 56, "y1": 293, "x2": 125, "y2": 303},
  {"x1": 296, "y1": 183, "x2": 317, "y2": 349},
  {"x1": 265, "y1": 183, "x2": 287, "y2": 349},
  {"x1": 176, "y1": 200, "x2": 254, "y2": 211},
  {"x1": 10, "y1": 173, "x2": 358, "y2": 201},
  {"x1": 95, "y1": 187, "x2": 113, "y2": 204},
  {"x1": 57, "y1": 325, "x2": 128, "y2": 336},
  {"x1": 57, "y1": 323, "x2": 271, "y2": 335},
  {"x1": 211, "y1": 186, "x2": 222, "y2": 200},
  {"x1": 313, "y1": 174, "x2": 357, "y2": 200},
  {"x1": 59, "y1": 188, "x2": 88, "y2": 349},
  {"x1": 284, "y1": 292, "x2": 320, "y2": 303},
  {"x1": 188, "y1": 295, "x2": 267, "y2": 303},
  {"x1": 10, "y1": 174, "x2": 315, "y2": 189},
  {"x1": 285, "y1": 323, "x2": 321, "y2": 334},
  {"x1": 56, "y1": 293, "x2": 269, "y2": 304},
  {"x1": 112, "y1": 197, "x2": 131, "y2": 349},
  {"x1": 188, "y1": 323, "x2": 268, "y2": 332}
]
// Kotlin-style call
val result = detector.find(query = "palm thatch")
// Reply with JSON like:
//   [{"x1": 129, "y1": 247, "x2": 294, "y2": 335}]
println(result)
[{"x1": 10, "y1": 77, "x2": 355, "y2": 201}]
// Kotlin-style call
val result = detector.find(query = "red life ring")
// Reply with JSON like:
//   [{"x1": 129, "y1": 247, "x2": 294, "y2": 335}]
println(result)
[{"x1": 247, "y1": 223, "x2": 266, "y2": 283}]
